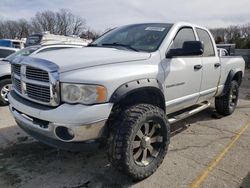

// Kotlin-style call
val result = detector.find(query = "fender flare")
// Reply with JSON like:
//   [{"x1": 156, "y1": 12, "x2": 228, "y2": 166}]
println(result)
[
  {"x1": 221, "y1": 70, "x2": 237, "y2": 96},
  {"x1": 109, "y1": 78, "x2": 165, "y2": 104},
  {"x1": 0, "y1": 74, "x2": 11, "y2": 81}
]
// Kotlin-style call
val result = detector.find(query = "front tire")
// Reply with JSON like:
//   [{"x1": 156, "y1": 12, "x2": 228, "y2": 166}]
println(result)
[
  {"x1": 215, "y1": 80, "x2": 239, "y2": 115},
  {"x1": 0, "y1": 79, "x2": 12, "y2": 106},
  {"x1": 108, "y1": 104, "x2": 170, "y2": 180}
]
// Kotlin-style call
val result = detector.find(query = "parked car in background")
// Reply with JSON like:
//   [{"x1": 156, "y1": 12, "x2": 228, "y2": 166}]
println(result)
[
  {"x1": 8, "y1": 22, "x2": 245, "y2": 180},
  {"x1": 217, "y1": 48, "x2": 229, "y2": 56},
  {"x1": 0, "y1": 39, "x2": 25, "y2": 49},
  {"x1": 0, "y1": 44, "x2": 82, "y2": 105},
  {"x1": 26, "y1": 32, "x2": 91, "y2": 47},
  {"x1": 0, "y1": 46, "x2": 19, "y2": 60}
]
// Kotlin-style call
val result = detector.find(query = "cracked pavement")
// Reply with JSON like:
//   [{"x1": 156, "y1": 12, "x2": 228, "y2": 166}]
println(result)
[{"x1": 0, "y1": 70, "x2": 250, "y2": 188}]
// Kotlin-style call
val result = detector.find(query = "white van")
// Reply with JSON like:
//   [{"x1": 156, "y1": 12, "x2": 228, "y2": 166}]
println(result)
[{"x1": 25, "y1": 32, "x2": 91, "y2": 47}]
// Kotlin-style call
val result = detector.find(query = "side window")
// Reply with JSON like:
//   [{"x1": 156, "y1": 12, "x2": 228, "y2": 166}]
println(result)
[
  {"x1": 170, "y1": 27, "x2": 196, "y2": 49},
  {"x1": 37, "y1": 47, "x2": 74, "y2": 54},
  {"x1": 12, "y1": 42, "x2": 21, "y2": 49},
  {"x1": 0, "y1": 49, "x2": 15, "y2": 58},
  {"x1": 196, "y1": 28, "x2": 215, "y2": 57}
]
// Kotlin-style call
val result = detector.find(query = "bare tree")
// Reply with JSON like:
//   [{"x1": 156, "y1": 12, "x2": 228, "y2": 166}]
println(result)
[
  {"x1": 80, "y1": 28, "x2": 100, "y2": 40},
  {"x1": 31, "y1": 10, "x2": 58, "y2": 34},
  {"x1": 241, "y1": 23, "x2": 250, "y2": 40},
  {"x1": 30, "y1": 9, "x2": 86, "y2": 36},
  {"x1": 55, "y1": 9, "x2": 69, "y2": 35},
  {"x1": 16, "y1": 19, "x2": 30, "y2": 39},
  {"x1": 72, "y1": 15, "x2": 86, "y2": 35},
  {"x1": 210, "y1": 23, "x2": 250, "y2": 48},
  {"x1": 0, "y1": 9, "x2": 87, "y2": 40},
  {"x1": 4, "y1": 20, "x2": 20, "y2": 39},
  {"x1": 55, "y1": 9, "x2": 86, "y2": 35}
]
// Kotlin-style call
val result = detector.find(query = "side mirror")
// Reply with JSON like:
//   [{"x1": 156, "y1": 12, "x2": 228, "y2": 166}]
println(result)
[{"x1": 166, "y1": 41, "x2": 204, "y2": 58}]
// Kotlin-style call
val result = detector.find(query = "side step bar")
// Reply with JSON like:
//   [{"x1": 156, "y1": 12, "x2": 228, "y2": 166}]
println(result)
[{"x1": 168, "y1": 101, "x2": 211, "y2": 124}]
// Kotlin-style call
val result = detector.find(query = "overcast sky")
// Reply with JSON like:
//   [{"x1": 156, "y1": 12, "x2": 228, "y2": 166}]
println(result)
[{"x1": 0, "y1": 0, "x2": 249, "y2": 32}]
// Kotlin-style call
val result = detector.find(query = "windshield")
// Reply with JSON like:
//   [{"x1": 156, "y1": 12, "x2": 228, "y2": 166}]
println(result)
[
  {"x1": 92, "y1": 23, "x2": 172, "y2": 52},
  {"x1": 4, "y1": 46, "x2": 39, "y2": 62}
]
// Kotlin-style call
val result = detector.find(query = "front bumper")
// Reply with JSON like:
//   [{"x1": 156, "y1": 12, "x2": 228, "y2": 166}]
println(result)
[{"x1": 8, "y1": 91, "x2": 113, "y2": 147}]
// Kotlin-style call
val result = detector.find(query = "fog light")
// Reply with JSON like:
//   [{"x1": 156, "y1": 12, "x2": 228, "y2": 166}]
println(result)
[
  {"x1": 55, "y1": 126, "x2": 74, "y2": 141},
  {"x1": 67, "y1": 128, "x2": 74, "y2": 137}
]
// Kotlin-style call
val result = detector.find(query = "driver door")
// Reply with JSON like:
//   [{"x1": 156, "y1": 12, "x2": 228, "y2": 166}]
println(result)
[{"x1": 161, "y1": 27, "x2": 203, "y2": 114}]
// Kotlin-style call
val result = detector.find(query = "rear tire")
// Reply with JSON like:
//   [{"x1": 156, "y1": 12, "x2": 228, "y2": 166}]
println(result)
[
  {"x1": 215, "y1": 80, "x2": 239, "y2": 115},
  {"x1": 0, "y1": 79, "x2": 12, "y2": 106},
  {"x1": 108, "y1": 104, "x2": 170, "y2": 180}
]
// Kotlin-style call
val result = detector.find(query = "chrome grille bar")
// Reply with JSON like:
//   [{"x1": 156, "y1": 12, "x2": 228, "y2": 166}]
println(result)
[
  {"x1": 13, "y1": 78, "x2": 21, "y2": 93},
  {"x1": 26, "y1": 83, "x2": 51, "y2": 103},
  {"x1": 11, "y1": 64, "x2": 21, "y2": 76},
  {"x1": 11, "y1": 59, "x2": 60, "y2": 106},
  {"x1": 26, "y1": 66, "x2": 49, "y2": 82}
]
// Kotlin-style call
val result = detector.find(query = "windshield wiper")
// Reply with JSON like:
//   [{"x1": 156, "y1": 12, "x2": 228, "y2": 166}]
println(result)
[
  {"x1": 87, "y1": 43, "x2": 98, "y2": 47},
  {"x1": 1, "y1": 59, "x2": 9, "y2": 62},
  {"x1": 101, "y1": 43, "x2": 138, "y2": 52}
]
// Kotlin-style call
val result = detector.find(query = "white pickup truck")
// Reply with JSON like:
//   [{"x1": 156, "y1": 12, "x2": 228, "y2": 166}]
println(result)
[{"x1": 8, "y1": 22, "x2": 245, "y2": 180}]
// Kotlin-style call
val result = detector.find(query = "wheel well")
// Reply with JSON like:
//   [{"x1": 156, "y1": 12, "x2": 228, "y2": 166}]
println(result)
[
  {"x1": 232, "y1": 71, "x2": 243, "y2": 86},
  {"x1": 113, "y1": 87, "x2": 165, "y2": 112},
  {"x1": 105, "y1": 87, "x2": 166, "y2": 135},
  {"x1": 0, "y1": 75, "x2": 11, "y2": 81}
]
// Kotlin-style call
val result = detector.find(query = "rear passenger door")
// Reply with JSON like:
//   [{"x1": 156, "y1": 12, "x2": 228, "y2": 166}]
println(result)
[
  {"x1": 163, "y1": 27, "x2": 203, "y2": 113},
  {"x1": 196, "y1": 28, "x2": 221, "y2": 102}
]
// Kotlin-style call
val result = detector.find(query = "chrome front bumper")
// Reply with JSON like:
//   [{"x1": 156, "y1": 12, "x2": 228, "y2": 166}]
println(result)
[{"x1": 8, "y1": 91, "x2": 113, "y2": 145}]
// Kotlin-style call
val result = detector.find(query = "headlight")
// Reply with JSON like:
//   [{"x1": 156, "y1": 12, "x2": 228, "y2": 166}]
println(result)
[{"x1": 61, "y1": 83, "x2": 107, "y2": 104}]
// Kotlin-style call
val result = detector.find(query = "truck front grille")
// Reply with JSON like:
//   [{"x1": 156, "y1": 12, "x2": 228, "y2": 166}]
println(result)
[
  {"x1": 12, "y1": 64, "x2": 21, "y2": 76},
  {"x1": 26, "y1": 66, "x2": 49, "y2": 82},
  {"x1": 26, "y1": 83, "x2": 51, "y2": 103},
  {"x1": 13, "y1": 78, "x2": 21, "y2": 93},
  {"x1": 11, "y1": 63, "x2": 59, "y2": 106}
]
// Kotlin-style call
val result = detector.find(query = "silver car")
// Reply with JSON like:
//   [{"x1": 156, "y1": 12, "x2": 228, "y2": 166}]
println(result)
[{"x1": 0, "y1": 46, "x2": 19, "y2": 60}]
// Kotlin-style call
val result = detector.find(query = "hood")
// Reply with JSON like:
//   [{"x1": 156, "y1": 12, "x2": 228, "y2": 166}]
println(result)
[{"x1": 32, "y1": 47, "x2": 151, "y2": 73}]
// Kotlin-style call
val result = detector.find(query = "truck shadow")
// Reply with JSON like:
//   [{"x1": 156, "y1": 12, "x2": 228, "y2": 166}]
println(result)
[
  {"x1": 0, "y1": 125, "x2": 137, "y2": 187},
  {"x1": 240, "y1": 172, "x2": 250, "y2": 188},
  {"x1": 0, "y1": 106, "x2": 241, "y2": 188},
  {"x1": 170, "y1": 107, "x2": 217, "y2": 137}
]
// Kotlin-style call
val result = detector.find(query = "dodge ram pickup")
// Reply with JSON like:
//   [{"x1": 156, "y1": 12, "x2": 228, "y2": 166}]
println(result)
[{"x1": 8, "y1": 22, "x2": 245, "y2": 180}]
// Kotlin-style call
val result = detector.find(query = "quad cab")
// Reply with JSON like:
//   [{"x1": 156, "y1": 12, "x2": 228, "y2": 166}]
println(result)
[{"x1": 8, "y1": 22, "x2": 245, "y2": 179}]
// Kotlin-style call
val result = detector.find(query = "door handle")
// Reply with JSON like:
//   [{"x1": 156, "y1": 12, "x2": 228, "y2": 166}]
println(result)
[
  {"x1": 214, "y1": 63, "x2": 221, "y2": 68},
  {"x1": 194, "y1": 65, "x2": 202, "y2": 70}
]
